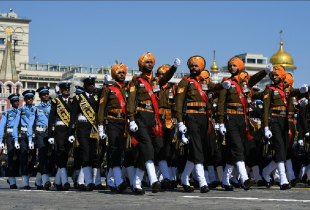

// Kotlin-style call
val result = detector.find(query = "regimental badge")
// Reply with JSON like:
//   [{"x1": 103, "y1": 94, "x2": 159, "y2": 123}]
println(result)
[
  {"x1": 9, "y1": 113, "x2": 13, "y2": 117},
  {"x1": 45, "y1": 112, "x2": 48, "y2": 116},
  {"x1": 22, "y1": 111, "x2": 26, "y2": 115},
  {"x1": 177, "y1": 87, "x2": 185, "y2": 94},
  {"x1": 130, "y1": 86, "x2": 135, "y2": 92},
  {"x1": 100, "y1": 97, "x2": 104, "y2": 104},
  {"x1": 264, "y1": 94, "x2": 269, "y2": 99},
  {"x1": 258, "y1": 104, "x2": 263, "y2": 108},
  {"x1": 191, "y1": 90, "x2": 196, "y2": 95},
  {"x1": 94, "y1": 95, "x2": 98, "y2": 101}
]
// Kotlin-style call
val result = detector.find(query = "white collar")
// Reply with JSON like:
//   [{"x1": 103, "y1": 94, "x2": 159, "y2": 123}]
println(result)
[
  {"x1": 62, "y1": 97, "x2": 68, "y2": 102},
  {"x1": 85, "y1": 92, "x2": 92, "y2": 97}
]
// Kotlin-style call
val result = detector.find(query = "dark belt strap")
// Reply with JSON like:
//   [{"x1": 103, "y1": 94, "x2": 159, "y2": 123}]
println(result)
[
  {"x1": 227, "y1": 106, "x2": 244, "y2": 111},
  {"x1": 108, "y1": 112, "x2": 125, "y2": 118},
  {"x1": 187, "y1": 106, "x2": 206, "y2": 111},
  {"x1": 138, "y1": 103, "x2": 153, "y2": 110}
]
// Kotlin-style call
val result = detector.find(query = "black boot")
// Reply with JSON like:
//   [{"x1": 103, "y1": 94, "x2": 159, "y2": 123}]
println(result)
[
  {"x1": 134, "y1": 188, "x2": 145, "y2": 195},
  {"x1": 117, "y1": 181, "x2": 128, "y2": 193},
  {"x1": 262, "y1": 177, "x2": 271, "y2": 188},
  {"x1": 230, "y1": 180, "x2": 241, "y2": 188},
  {"x1": 223, "y1": 184, "x2": 234, "y2": 191},
  {"x1": 109, "y1": 185, "x2": 117, "y2": 192},
  {"x1": 256, "y1": 180, "x2": 264, "y2": 187},
  {"x1": 280, "y1": 183, "x2": 290, "y2": 190},
  {"x1": 86, "y1": 183, "x2": 95, "y2": 191},
  {"x1": 208, "y1": 181, "x2": 218, "y2": 189},
  {"x1": 94, "y1": 184, "x2": 106, "y2": 190},
  {"x1": 151, "y1": 181, "x2": 161, "y2": 193},
  {"x1": 23, "y1": 185, "x2": 31, "y2": 190},
  {"x1": 182, "y1": 184, "x2": 194, "y2": 192},
  {"x1": 43, "y1": 181, "x2": 51, "y2": 190},
  {"x1": 63, "y1": 183, "x2": 70, "y2": 191},
  {"x1": 55, "y1": 184, "x2": 63, "y2": 190},
  {"x1": 10, "y1": 184, "x2": 17, "y2": 189},
  {"x1": 79, "y1": 184, "x2": 87, "y2": 191},
  {"x1": 243, "y1": 179, "x2": 252, "y2": 191},
  {"x1": 200, "y1": 185, "x2": 210, "y2": 193},
  {"x1": 161, "y1": 178, "x2": 171, "y2": 189},
  {"x1": 290, "y1": 178, "x2": 300, "y2": 187}
]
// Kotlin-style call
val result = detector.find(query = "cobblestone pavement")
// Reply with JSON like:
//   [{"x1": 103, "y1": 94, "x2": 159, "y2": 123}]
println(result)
[{"x1": 0, "y1": 177, "x2": 310, "y2": 209}]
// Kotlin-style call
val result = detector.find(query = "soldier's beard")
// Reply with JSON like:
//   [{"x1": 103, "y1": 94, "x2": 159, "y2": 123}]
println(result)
[{"x1": 190, "y1": 70, "x2": 200, "y2": 76}]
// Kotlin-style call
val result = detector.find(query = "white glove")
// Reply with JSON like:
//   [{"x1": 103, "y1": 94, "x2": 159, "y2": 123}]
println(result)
[
  {"x1": 14, "y1": 142, "x2": 20, "y2": 149},
  {"x1": 48, "y1": 138, "x2": 54, "y2": 144},
  {"x1": 305, "y1": 132, "x2": 309, "y2": 137},
  {"x1": 264, "y1": 127, "x2": 272, "y2": 139},
  {"x1": 178, "y1": 122, "x2": 187, "y2": 134},
  {"x1": 299, "y1": 84, "x2": 308, "y2": 93},
  {"x1": 68, "y1": 135, "x2": 75, "y2": 143},
  {"x1": 219, "y1": 123, "x2": 226, "y2": 135},
  {"x1": 28, "y1": 141, "x2": 34, "y2": 150},
  {"x1": 265, "y1": 63, "x2": 273, "y2": 74},
  {"x1": 173, "y1": 58, "x2": 181, "y2": 68},
  {"x1": 98, "y1": 125, "x2": 107, "y2": 140},
  {"x1": 298, "y1": 140, "x2": 304, "y2": 146},
  {"x1": 181, "y1": 134, "x2": 189, "y2": 144},
  {"x1": 300, "y1": 99, "x2": 308, "y2": 107},
  {"x1": 129, "y1": 121, "x2": 138, "y2": 132},
  {"x1": 222, "y1": 81, "x2": 231, "y2": 89},
  {"x1": 0, "y1": 142, "x2": 4, "y2": 149},
  {"x1": 104, "y1": 74, "x2": 112, "y2": 85}
]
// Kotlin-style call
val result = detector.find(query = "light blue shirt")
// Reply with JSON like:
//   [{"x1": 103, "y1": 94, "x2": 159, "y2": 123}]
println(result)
[
  {"x1": 0, "y1": 107, "x2": 18, "y2": 143},
  {"x1": 12, "y1": 104, "x2": 35, "y2": 142}
]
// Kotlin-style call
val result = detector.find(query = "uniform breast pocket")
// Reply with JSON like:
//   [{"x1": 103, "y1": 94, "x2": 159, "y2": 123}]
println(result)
[
  {"x1": 8, "y1": 117, "x2": 15, "y2": 121},
  {"x1": 229, "y1": 89, "x2": 238, "y2": 94}
]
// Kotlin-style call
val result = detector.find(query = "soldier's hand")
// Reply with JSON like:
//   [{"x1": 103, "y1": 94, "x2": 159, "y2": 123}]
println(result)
[
  {"x1": 28, "y1": 141, "x2": 34, "y2": 150},
  {"x1": 298, "y1": 140, "x2": 304, "y2": 147},
  {"x1": 181, "y1": 134, "x2": 189, "y2": 144},
  {"x1": 178, "y1": 122, "x2": 187, "y2": 134},
  {"x1": 219, "y1": 123, "x2": 226, "y2": 135},
  {"x1": 68, "y1": 135, "x2": 75, "y2": 143},
  {"x1": 264, "y1": 127, "x2": 272, "y2": 139},
  {"x1": 48, "y1": 138, "x2": 55, "y2": 144},
  {"x1": 300, "y1": 99, "x2": 308, "y2": 107},
  {"x1": 129, "y1": 121, "x2": 138, "y2": 132},
  {"x1": 98, "y1": 125, "x2": 107, "y2": 140},
  {"x1": 14, "y1": 142, "x2": 20, "y2": 150},
  {"x1": 0, "y1": 142, "x2": 4, "y2": 149},
  {"x1": 305, "y1": 132, "x2": 310, "y2": 137},
  {"x1": 299, "y1": 84, "x2": 308, "y2": 93},
  {"x1": 222, "y1": 81, "x2": 231, "y2": 89},
  {"x1": 265, "y1": 63, "x2": 273, "y2": 74},
  {"x1": 173, "y1": 58, "x2": 181, "y2": 68}
]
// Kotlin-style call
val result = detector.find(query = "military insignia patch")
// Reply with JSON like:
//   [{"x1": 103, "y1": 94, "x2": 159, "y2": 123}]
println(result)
[
  {"x1": 9, "y1": 113, "x2": 13, "y2": 117},
  {"x1": 264, "y1": 94, "x2": 269, "y2": 99},
  {"x1": 130, "y1": 86, "x2": 135, "y2": 92},
  {"x1": 2, "y1": 112, "x2": 5, "y2": 116},
  {"x1": 45, "y1": 112, "x2": 48, "y2": 116},
  {"x1": 177, "y1": 87, "x2": 185, "y2": 94},
  {"x1": 22, "y1": 111, "x2": 26, "y2": 115},
  {"x1": 39, "y1": 109, "x2": 43, "y2": 113}
]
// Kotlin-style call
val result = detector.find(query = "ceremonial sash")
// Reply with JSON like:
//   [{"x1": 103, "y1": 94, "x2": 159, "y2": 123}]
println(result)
[
  {"x1": 186, "y1": 78, "x2": 211, "y2": 138},
  {"x1": 268, "y1": 86, "x2": 292, "y2": 144},
  {"x1": 228, "y1": 79, "x2": 253, "y2": 140},
  {"x1": 137, "y1": 78, "x2": 163, "y2": 137},
  {"x1": 54, "y1": 98, "x2": 70, "y2": 127},
  {"x1": 76, "y1": 94, "x2": 99, "y2": 140}
]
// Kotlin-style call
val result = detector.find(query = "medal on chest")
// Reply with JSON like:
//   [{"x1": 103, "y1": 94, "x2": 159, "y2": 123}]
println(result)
[
  {"x1": 202, "y1": 81, "x2": 208, "y2": 91},
  {"x1": 152, "y1": 81, "x2": 160, "y2": 93},
  {"x1": 169, "y1": 89, "x2": 173, "y2": 99}
]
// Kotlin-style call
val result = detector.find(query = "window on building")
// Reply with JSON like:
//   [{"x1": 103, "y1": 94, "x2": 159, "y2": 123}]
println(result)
[
  {"x1": 27, "y1": 84, "x2": 35, "y2": 89},
  {"x1": 247, "y1": 59, "x2": 256, "y2": 64},
  {"x1": 0, "y1": 38, "x2": 4, "y2": 45},
  {"x1": 16, "y1": 86, "x2": 20, "y2": 94},
  {"x1": 6, "y1": 85, "x2": 12, "y2": 93},
  {"x1": 0, "y1": 85, "x2": 2, "y2": 93},
  {"x1": 1, "y1": 106, "x2": 4, "y2": 111},
  {"x1": 257, "y1": 59, "x2": 266, "y2": 64}
]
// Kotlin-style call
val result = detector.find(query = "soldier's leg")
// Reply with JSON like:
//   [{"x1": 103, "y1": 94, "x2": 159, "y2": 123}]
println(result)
[
  {"x1": 92, "y1": 139, "x2": 105, "y2": 190},
  {"x1": 7, "y1": 135, "x2": 17, "y2": 188},
  {"x1": 36, "y1": 132, "x2": 51, "y2": 190},
  {"x1": 19, "y1": 133, "x2": 30, "y2": 189}
]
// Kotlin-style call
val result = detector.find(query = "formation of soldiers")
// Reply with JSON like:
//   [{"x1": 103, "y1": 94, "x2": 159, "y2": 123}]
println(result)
[{"x1": 1, "y1": 52, "x2": 310, "y2": 194}]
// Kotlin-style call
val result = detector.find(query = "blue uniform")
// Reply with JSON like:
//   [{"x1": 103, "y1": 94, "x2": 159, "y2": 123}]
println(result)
[
  {"x1": 0, "y1": 107, "x2": 19, "y2": 178},
  {"x1": 12, "y1": 104, "x2": 35, "y2": 176},
  {"x1": 28, "y1": 101, "x2": 51, "y2": 175}
]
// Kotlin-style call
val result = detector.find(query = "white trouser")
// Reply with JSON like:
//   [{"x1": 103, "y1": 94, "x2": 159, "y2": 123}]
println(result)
[
  {"x1": 145, "y1": 160, "x2": 158, "y2": 185},
  {"x1": 181, "y1": 160, "x2": 194, "y2": 186},
  {"x1": 222, "y1": 164, "x2": 234, "y2": 186},
  {"x1": 133, "y1": 168, "x2": 144, "y2": 189}
]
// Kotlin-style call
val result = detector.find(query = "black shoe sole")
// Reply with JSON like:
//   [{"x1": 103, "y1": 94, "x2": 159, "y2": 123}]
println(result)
[
  {"x1": 44, "y1": 181, "x2": 51, "y2": 190},
  {"x1": 63, "y1": 183, "x2": 70, "y2": 191},
  {"x1": 200, "y1": 186, "x2": 210, "y2": 193}
]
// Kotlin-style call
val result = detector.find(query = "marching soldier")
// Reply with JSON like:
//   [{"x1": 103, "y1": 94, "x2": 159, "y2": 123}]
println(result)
[
  {"x1": 175, "y1": 56, "x2": 229, "y2": 193},
  {"x1": 12, "y1": 90, "x2": 36, "y2": 189},
  {"x1": 218, "y1": 57, "x2": 271, "y2": 191},
  {"x1": 48, "y1": 81, "x2": 73, "y2": 191},
  {"x1": 98, "y1": 63, "x2": 128, "y2": 193},
  {"x1": 262, "y1": 65, "x2": 307, "y2": 190},
  {"x1": 28, "y1": 86, "x2": 52, "y2": 190},
  {"x1": 0, "y1": 93, "x2": 20, "y2": 189},
  {"x1": 68, "y1": 75, "x2": 100, "y2": 191},
  {"x1": 128, "y1": 52, "x2": 180, "y2": 194}
]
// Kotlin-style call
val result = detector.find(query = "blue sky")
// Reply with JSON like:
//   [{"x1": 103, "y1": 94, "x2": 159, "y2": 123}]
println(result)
[{"x1": 1, "y1": 1, "x2": 310, "y2": 87}]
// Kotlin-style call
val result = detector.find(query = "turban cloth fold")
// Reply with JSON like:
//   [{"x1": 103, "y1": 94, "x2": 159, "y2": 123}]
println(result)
[
  {"x1": 228, "y1": 57, "x2": 244, "y2": 73},
  {"x1": 111, "y1": 63, "x2": 127, "y2": 79},
  {"x1": 187, "y1": 55, "x2": 206, "y2": 71},
  {"x1": 138, "y1": 52, "x2": 155, "y2": 71},
  {"x1": 272, "y1": 65, "x2": 286, "y2": 82},
  {"x1": 200, "y1": 70, "x2": 210, "y2": 82},
  {"x1": 285, "y1": 73, "x2": 293, "y2": 87},
  {"x1": 157, "y1": 64, "x2": 171, "y2": 75}
]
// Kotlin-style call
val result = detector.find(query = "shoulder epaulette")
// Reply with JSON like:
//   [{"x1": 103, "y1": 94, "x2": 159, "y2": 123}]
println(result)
[
  {"x1": 75, "y1": 94, "x2": 80, "y2": 100},
  {"x1": 266, "y1": 85, "x2": 270, "y2": 89},
  {"x1": 182, "y1": 76, "x2": 188, "y2": 81},
  {"x1": 52, "y1": 99, "x2": 56, "y2": 103}
]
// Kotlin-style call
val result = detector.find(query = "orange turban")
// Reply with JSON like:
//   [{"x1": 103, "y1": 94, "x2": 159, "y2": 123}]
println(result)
[
  {"x1": 285, "y1": 73, "x2": 294, "y2": 87},
  {"x1": 157, "y1": 64, "x2": 171, "y2": 75},
  {"x1": 240, "y1": 72, "x2": 248, "y2": 80},
  {"x1": 228, "y1": 57, "x2": 244, "y2": 73},
  {"x1": 111, "y1": 63, "x2": 127, "y2": 79},
  {"x1": 272, "y1": 65, "x2": 286, "y2": 82},
  {"x1": 138, "y1": 52, "x2": 155, "y2": 71},
  {"x1": 200, "y1": 70, "x2": 210, "y2": 81},
  {"x1": 187, "y1": 55, "x2": 206, "y2": 71}
]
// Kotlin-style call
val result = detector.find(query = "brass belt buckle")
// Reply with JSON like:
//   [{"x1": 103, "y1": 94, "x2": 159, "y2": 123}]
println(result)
[
  {"x1": 116, "y1": 113, "x2": 122, "y2": 118},
  {"x1": 199, "y1": 106, "x2": 205, "y2": 112}
]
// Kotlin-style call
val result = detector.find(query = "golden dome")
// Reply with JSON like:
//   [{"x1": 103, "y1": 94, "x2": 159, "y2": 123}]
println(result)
[
  {"x1": 270, "y1": 30, "x2": 296, "y2": 69},
  {"x1": 210, "y1": 50, "x2": 219, "y2": 72}
]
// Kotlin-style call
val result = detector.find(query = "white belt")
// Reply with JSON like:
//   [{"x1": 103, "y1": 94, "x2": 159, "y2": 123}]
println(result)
[
  {"x1": 7, "y1": 128, "x2": 13, "y2": 133},
  {"x1": 21, "y1": 127, "x2": 28, "y2": 131},
  {"x1": 78, "y1": 115, "x2": 87, "y2": 121},
  {"x1": 56, "y1": 121, "x2": 65, "y2": 126},
  {"x1": 214, "y1": 123, "x2": 219, "y2": 129},
  {"x1": 36, "y1": 127, "x2": 47, "y2": 132}
]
